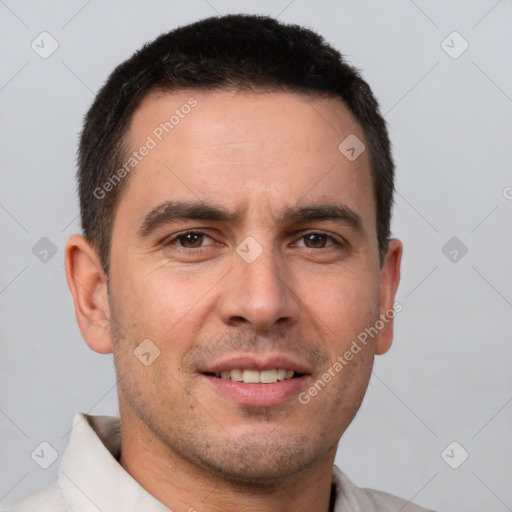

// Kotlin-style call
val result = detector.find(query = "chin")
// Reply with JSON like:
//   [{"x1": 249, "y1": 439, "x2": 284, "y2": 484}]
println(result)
[{"x1": 190, "y1": 431, "x2": 322, "y2": 487}]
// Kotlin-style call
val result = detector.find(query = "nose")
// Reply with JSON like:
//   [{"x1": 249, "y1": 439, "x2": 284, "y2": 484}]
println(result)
[{"x1": 217, "y1": 240, "x2": 301, "y2": 333}]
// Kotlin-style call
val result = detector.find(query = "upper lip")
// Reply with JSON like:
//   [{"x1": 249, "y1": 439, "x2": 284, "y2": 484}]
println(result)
[{"x1": 199, "y1": 353, "x2": 312, "y2": 374}]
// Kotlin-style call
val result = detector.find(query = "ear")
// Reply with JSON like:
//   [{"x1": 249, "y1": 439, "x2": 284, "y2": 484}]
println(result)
[
  {"x1": 64, "y1": 234, "x2": 113, "y2": 354},
  {"x1": 375, "y1": 238, "x2": 403, "y2": 355}
]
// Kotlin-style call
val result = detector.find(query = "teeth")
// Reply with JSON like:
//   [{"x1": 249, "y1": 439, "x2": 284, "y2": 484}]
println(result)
[
  {"x1": 259, "y1": 369, "x2": 277, "y2": 383},
  {"x1": 242, "y1": 369, "x2": 260, "y2": 383},
  {"x1": 215, "y1": 368, "x2": 296, "y2": 383},
  {"x1": 230, "y1": 369, "x2": 243, "y2": 381}
]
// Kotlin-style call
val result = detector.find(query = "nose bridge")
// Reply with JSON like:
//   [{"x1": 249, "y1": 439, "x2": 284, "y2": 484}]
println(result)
[
  {"x1": 239, "y1": 237, "x2": 283, "y2": 293},
  {"x1": 219, "y1": 235, "x2": 299, "y2": 331}
]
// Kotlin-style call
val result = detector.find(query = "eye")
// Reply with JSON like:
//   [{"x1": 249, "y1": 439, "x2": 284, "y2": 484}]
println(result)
[
  {"x1": 161, "y1": 230, "x2": 342, "y2": 253},
  {"x1": 295, "y1": 232, "x2": 340, "y2": 249},
  {"x1": 163, "y1": 231, "x2": 214, "y2": 249}
]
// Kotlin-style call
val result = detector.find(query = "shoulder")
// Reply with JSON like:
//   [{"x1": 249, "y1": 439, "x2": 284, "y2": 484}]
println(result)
[
  {"x1": 3, "y1": 483, "x2": 66, "y2": 512},
  {"x1": 333, "y1": 465, "x2": 436, "y2": 512},
  {"x1": 362, "y1": 487, "x2": 435, "y2": 512}
]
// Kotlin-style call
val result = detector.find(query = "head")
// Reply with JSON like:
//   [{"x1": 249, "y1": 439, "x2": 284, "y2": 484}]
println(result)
[
  {"x1": 66, "y1": 14, "x2": 402, "y2": 486},
  {"x1": 77, "y1": 14, "x2": 394, "y2": 275}
]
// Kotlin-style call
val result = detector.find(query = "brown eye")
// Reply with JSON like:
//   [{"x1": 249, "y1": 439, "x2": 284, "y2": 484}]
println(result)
[
  {"x1": 178, "y1": 232, "x2": 204, "y2": 248},
  {"x1": 303, "y1": 233, "x2": 328, "y2": 248},
  {"x1": 163, "y1": 231, "x2": 214, "y2": 250}
]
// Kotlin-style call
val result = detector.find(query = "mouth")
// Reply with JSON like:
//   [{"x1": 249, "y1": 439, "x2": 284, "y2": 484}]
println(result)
[
  {"x1": 204, "y1": 368, "x2": 302, "y2": 384},
  {"x1": 199, "y1": 355, "x2": 312, "y2": 407}
]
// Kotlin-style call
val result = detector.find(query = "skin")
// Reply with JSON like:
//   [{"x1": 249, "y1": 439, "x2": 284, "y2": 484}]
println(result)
[{"x1": 65, "y1": 89, "x2": 402, "y2": 512}]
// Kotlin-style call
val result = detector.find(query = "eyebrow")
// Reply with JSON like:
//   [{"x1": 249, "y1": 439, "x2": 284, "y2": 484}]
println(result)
[{"x1": 137, "y1": 200, "x2": 365, "y2": 238}]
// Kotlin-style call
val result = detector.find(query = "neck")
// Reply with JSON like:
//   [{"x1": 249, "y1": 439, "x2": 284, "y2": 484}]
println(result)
[{"x1": 118, "y1": 408, "x2": 336, "y2": 512}]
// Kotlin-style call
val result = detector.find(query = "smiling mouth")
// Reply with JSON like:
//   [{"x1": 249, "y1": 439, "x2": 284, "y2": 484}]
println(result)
[{"x1": 203, "y1": 369, "x2": 304, "y2": 384}]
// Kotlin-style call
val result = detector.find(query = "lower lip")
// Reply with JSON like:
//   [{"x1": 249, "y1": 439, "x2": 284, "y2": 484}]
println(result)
[{"x1": 202, "y1": 374, "x2": 310, "y2": 407}]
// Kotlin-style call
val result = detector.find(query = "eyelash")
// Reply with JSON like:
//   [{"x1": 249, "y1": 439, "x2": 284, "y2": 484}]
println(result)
[{"x1": 161, "y1": 230, "x2": 342, "y2": 252}]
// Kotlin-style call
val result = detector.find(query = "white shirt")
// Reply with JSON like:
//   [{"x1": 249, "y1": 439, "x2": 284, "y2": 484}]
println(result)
[{"x1": 6, "y1": 413, "x2": 434, "y2": 512}]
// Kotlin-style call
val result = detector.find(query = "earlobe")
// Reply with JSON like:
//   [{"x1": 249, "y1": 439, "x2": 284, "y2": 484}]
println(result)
[
  {"x1": 375, "y1": 238, "x2": 403, "y2": 356},
  {"x1": 64, "y1": 234, "x2": 113, "y2": 354}
]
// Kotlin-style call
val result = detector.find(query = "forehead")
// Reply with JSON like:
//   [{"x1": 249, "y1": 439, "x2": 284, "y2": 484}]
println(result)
[
  {"x1": 129, "y1": 88, "x2": 365, "y2": 157},
  {"x1": 117, "y1": 88, "x2": 374, "y2": 231}
]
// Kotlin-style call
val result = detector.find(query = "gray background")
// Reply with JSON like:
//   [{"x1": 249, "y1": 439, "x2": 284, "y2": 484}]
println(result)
[{"x1": 1, "y1": 0, "x2": 511, "y2": 510}]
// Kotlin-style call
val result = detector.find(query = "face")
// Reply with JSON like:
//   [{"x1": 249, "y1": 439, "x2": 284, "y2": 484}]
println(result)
[{"x1": 103, "y1": 89, "x2": 399, "y2": 484}]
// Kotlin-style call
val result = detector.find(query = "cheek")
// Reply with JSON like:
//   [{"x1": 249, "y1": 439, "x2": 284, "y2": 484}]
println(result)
[
  {"x1": 298, "y1": 266, "x2": 380, "y2": 336},
  {"x1": 120, "y1": 268, "x2": 209, "y2": 343}
]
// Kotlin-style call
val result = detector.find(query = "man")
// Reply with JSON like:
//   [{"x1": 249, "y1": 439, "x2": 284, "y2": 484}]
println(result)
[{"x1": 8, "y1": 14, "x2": 434, "y2": 512}]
